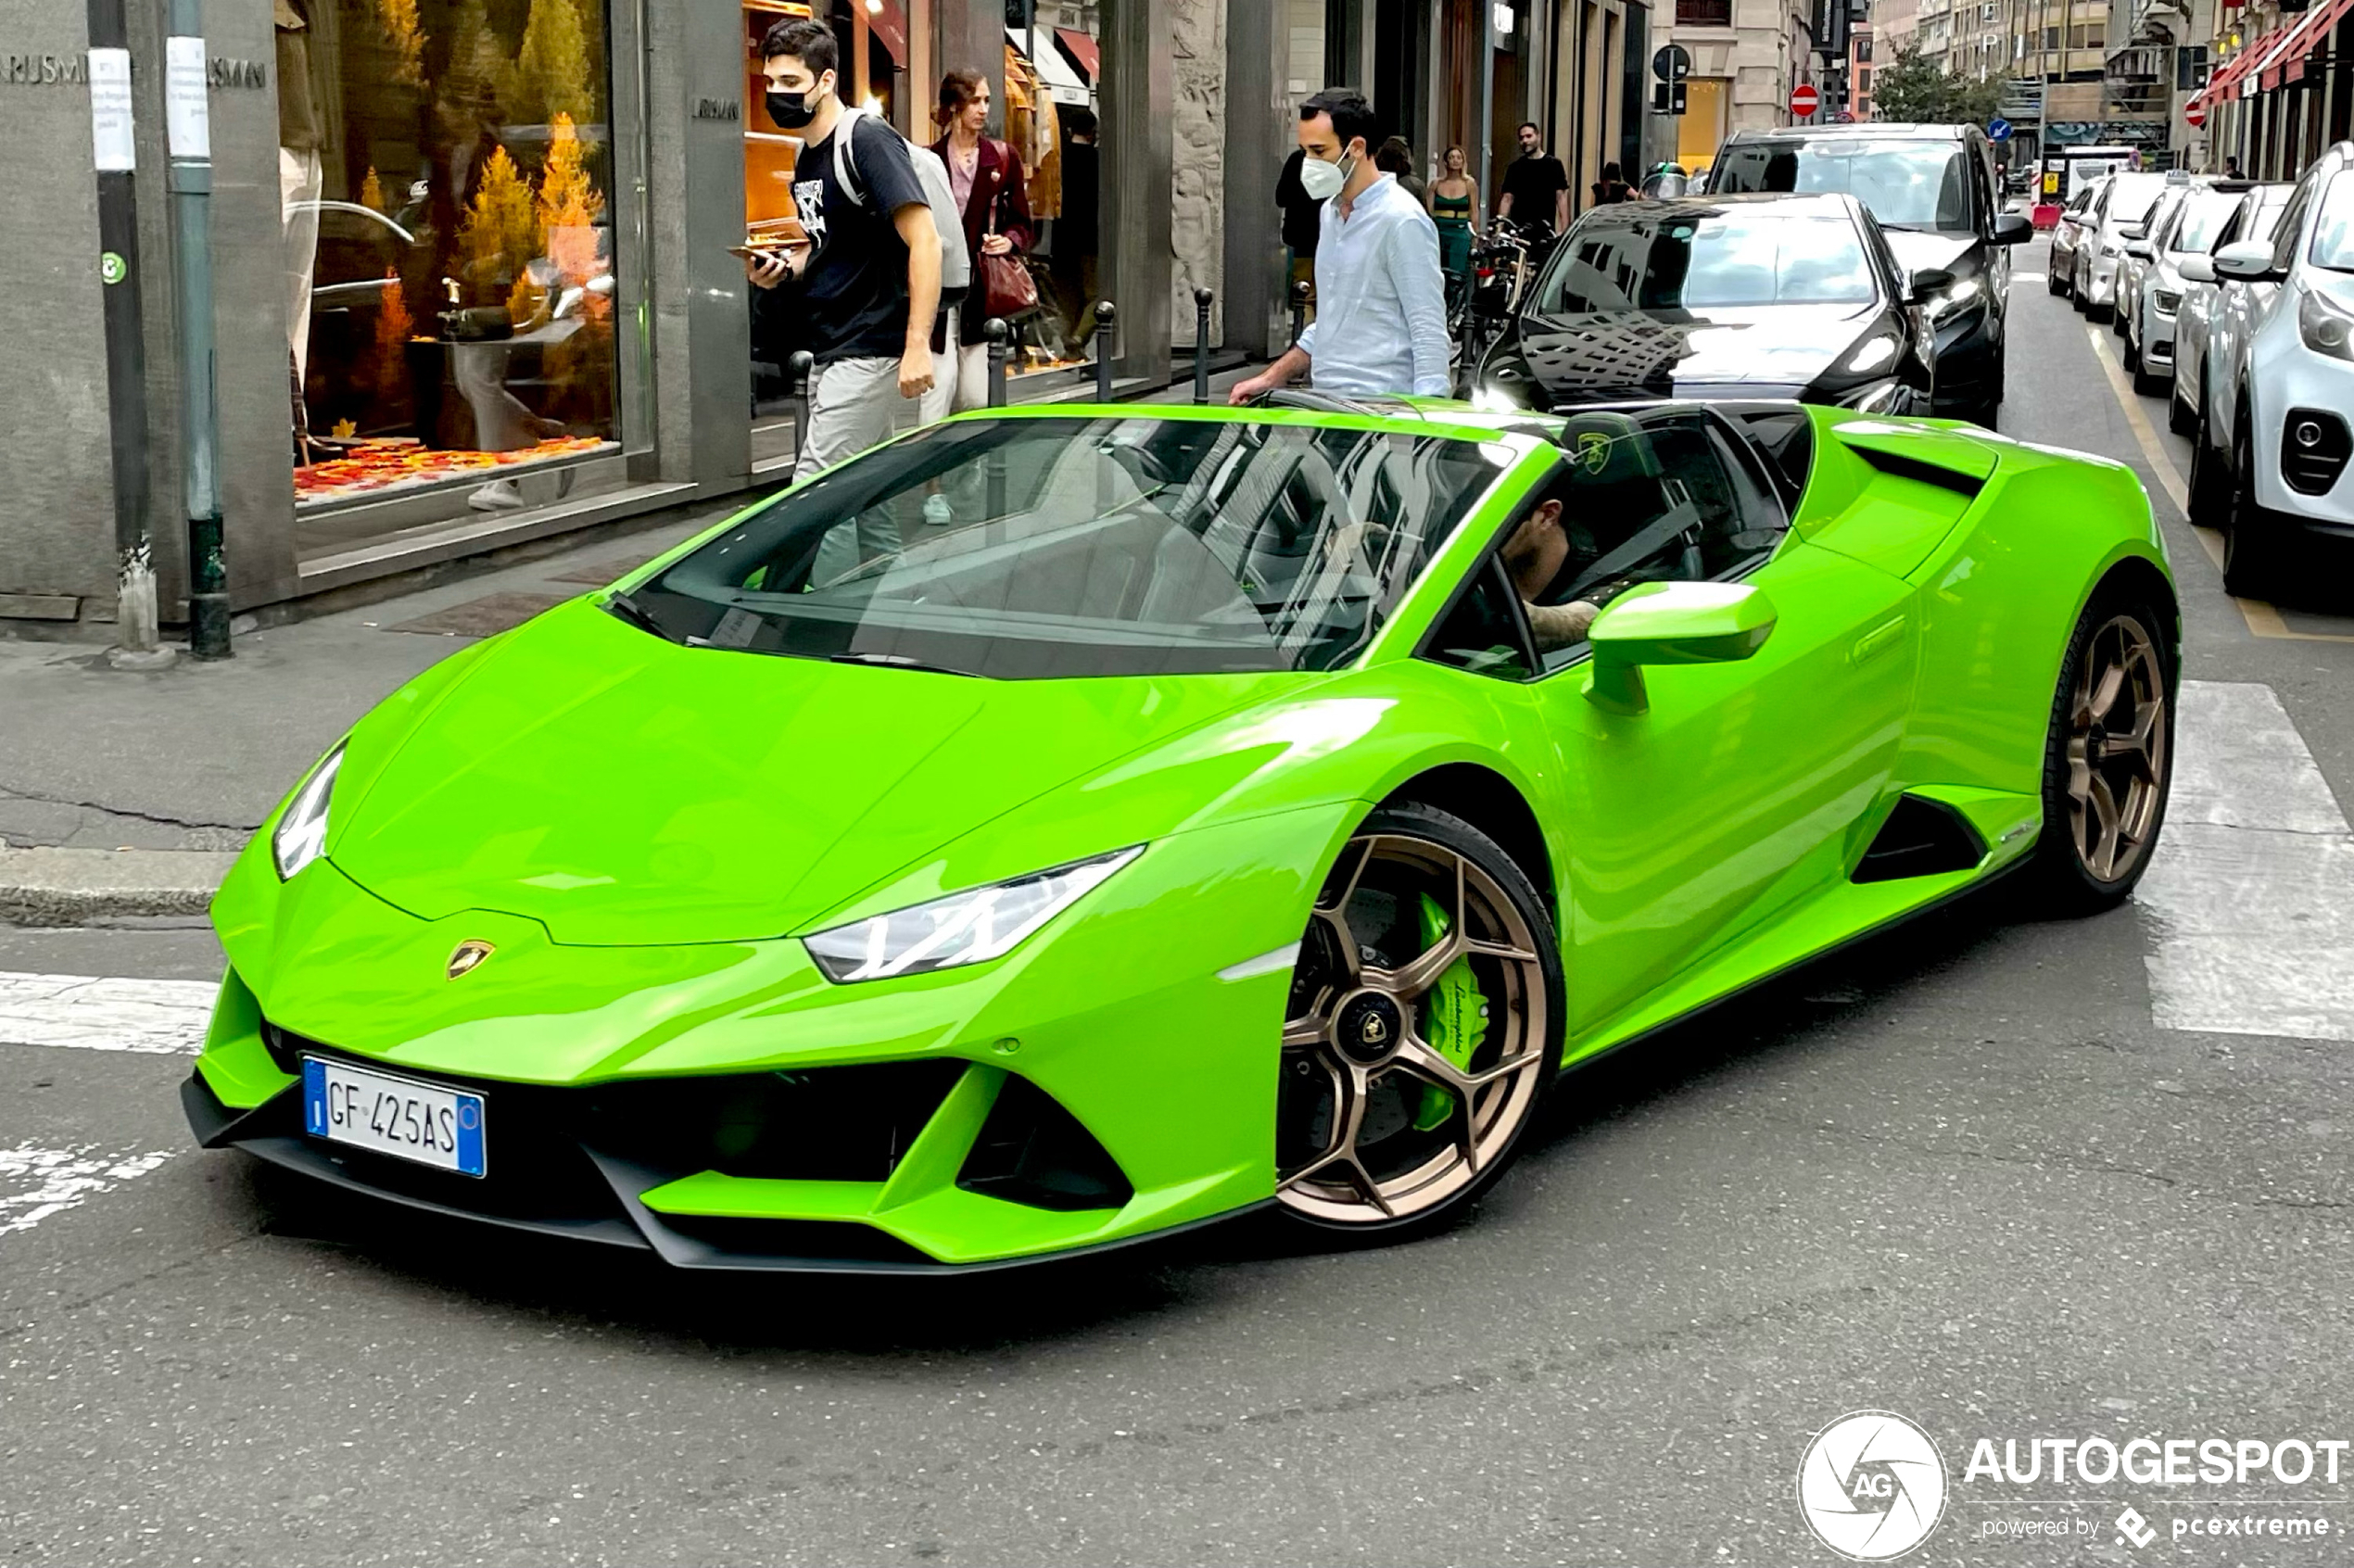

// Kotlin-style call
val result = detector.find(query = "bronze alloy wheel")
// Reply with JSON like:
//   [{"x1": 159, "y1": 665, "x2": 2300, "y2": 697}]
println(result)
[
  {"x1": 2065, "y1": 614, "x2": 2169, "y2": 883},
  {"x1": 1277, "y1": 828, "x2": 1550, "y2": 1227}
]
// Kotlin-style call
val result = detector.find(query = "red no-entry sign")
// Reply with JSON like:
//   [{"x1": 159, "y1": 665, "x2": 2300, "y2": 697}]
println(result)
[
  {"x1": 2185, "y1": 99, "x2": 2208, "y2": 128},
  {"x1": 1791, "y1": 83, "x2": 1820, "y2": 117}
]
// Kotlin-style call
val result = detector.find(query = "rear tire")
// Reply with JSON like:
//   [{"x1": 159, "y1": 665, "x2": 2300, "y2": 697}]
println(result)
[
  {"x1": 2121, "y1": 330, "x2": 2142, "y2": 374},
  {"x1": 2022, "y1": 588, "x2": 2174, "y2": 914},
  {"x1": 2186, "y1": 399, "x2": 2231, "y2": 526},
  {"x1": 2046, "y1": 263, "x2": 2066, "y2": 296},
  {"x1": 1274, "y1": 802, "x2": 1563, "y2": 1243},
  {"x1": 2167, "y1": 380, "x2": 2196, "y2": 436}
]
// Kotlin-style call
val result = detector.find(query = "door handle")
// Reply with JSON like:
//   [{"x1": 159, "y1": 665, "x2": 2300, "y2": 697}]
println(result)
[{"x1": 1851, "y1": 615, "x2": 1906, "y2": 666}]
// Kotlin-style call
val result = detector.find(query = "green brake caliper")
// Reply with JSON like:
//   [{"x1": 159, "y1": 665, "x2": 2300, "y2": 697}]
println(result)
[{"x1": 1411, "y1": 891, "x2": 1487, "y2": 1131}]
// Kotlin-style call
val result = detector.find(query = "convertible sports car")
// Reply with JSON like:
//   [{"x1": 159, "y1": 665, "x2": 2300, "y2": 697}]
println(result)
[{"x1": 183, "y1": 394, "x2": 2178, "y2": 1271}]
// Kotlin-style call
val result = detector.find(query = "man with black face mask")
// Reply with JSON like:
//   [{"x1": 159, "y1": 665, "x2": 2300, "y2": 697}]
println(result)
[{"x1": 747, "y1": 18, "x2": 942, "y2": 480}]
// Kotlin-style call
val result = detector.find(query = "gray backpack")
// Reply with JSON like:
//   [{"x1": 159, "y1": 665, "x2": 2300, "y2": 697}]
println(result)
[{"x1": 830, "y1": 106, "x2": 972, "y2": 298}]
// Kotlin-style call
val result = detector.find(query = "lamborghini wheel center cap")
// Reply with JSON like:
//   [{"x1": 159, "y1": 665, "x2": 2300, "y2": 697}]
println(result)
[
  {"x1": 447, "y1": 940, "x2": 496, "y2": 980},
  {"x1": 1334, "y1": 990, "x2": 1405, "y2": 1065}
]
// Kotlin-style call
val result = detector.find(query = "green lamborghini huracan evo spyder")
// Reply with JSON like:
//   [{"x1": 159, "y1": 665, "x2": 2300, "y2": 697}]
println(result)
[{"x1": 183, "y1": 395, "x2": 2178, "y2": 1271}]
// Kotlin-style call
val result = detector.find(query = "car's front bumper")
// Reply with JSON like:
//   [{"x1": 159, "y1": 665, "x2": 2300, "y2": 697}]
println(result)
[
  {"x1": 189, "y1": 807, "x2": 1358, "y2": 1271},
  {"x1": 2086, "y1": 253, "x2": 2120, "y2": 305}
]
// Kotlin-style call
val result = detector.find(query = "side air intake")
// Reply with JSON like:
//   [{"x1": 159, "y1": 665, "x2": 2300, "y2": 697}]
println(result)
[{"x1": 1852, "y1": 795, "x2": 1989, "y2": 883}]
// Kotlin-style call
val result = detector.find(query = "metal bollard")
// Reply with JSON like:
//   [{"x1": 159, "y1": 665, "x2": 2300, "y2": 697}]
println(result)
[
  {"x1": 789, "y1": 350, "x2": 815, "y2": 470},
  {"x1": 1193, "y1": 288, "x2": 1214, "y2": 404},
  {"x1": 1289, "y1": 280, "x2": 1310, "y2": 347},
  {"x1": 1094, "y1": 300, "x2": 1117, "y2": 403},
  {"x1": 982, "y1": 317, "x2": 1010, "y2": 408}
]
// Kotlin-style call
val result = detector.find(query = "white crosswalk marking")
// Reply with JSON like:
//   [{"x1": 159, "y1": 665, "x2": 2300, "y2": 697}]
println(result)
[
  {"x1": 0, "y1": 970, "x2": 216, "y2": 1054},
  {"x1": 0, "y1": 1144, "x2": 174, "y2": 1237},
  {"x1": 2136, "y1": 681, "x2": 2354, "y2": 1041}
]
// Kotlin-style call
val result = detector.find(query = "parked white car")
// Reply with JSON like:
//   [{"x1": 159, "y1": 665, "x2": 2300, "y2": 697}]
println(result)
[
  {"x1": 2183, "y1": 142, "x2": 2354, "y2": 598},
  {"x1": 2170, "y1": 183, "x2": 2296, "y2": 436},
  {"x1": 2114, "y1": 180, "x2": 2194, "y2": 352},
  {"x1": 2047, "y1": 180, "x2": 2104, "y2": 299},
  {"x1": 2122, "y1": 181, "x2": 2244, "y2": 396},
  {"x1": 2069, "y1": 171, "x2": 2171, "y2": 321}
]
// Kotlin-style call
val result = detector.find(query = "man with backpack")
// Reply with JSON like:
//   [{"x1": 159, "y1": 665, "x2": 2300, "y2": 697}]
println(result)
[{"x1": 747, "y1": 18, "x2": 960, "y2": 478}]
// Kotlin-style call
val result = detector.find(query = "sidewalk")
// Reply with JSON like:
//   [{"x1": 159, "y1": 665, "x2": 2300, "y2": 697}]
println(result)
[{"x1": 0, "y1": 369, "x2": 1267, "y2": 919}]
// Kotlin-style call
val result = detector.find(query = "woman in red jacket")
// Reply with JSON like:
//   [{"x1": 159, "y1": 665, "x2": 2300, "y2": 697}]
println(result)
[{"x1": 930, "y1": 70, "x2": 1034, "y2": 411}]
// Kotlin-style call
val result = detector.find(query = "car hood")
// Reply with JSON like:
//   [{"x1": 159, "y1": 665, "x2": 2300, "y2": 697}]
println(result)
[
  {"x1": 325, "y1": 601, "x2": 1313, "y2": 946},
  {"x1": 1877, "y1": 227, "x2": 1978, "y2": 277},
  {"x1": 1507, "y1": 302, "x2": 1880, "y2": 399}
]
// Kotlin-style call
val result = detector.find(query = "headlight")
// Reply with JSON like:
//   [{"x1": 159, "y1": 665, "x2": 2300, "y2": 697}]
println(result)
[
  {"x1": 1841, "y1": 334, "x2": 1899, "y2": 375},
  {"x1": 2153, "y1": 289, "x2": 2182, "y2": 315},
  {"x1": 804, "y1": 847, "x2": 1143, "y2": 983},
  {"x1": 1841, "y1": 378, "x2": 1904, "y2": 413},
  {"x1": 2297, "y1": 289, "x2": 2354, "y2": 362},
  {"x1": 272, "y1": 743, "x2": 347, "y2": 881},
  {"x1": 1930, "y1": 276, "x2": 1982, "y2": 321}
]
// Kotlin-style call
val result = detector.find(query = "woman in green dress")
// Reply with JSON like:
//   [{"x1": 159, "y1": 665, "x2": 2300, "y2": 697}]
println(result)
[{"x1": 1428, "y1": 145, "x2": 1478, "y2": 304}]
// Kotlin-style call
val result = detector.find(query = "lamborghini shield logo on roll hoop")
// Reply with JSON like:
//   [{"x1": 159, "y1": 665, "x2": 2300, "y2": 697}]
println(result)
[{"x1": 447, "y1": 941, "x2": 496, "y2": 980}]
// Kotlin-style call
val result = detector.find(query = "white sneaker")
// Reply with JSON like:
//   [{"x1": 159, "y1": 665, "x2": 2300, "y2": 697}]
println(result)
[
  {"x1": 922, "y1": 493, "x2": 955, "y2": 526},
  {"x1": 468, "y1": 478, "x2": 525, "y2": 512}
]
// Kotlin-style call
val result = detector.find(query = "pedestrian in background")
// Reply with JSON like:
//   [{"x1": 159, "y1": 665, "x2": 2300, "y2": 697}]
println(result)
[
  {"x1": 1497, "y1": 121, "x2": 1569, "y2": 238},
  {"x1": 1590, "y1": 160, "x2": 1631, "y2": 206},
  {"x1": 1377, "y1": 137, "x2": 1426, "y2": 204},
  {"x1": 1276, "y1": 145, "x2": 1324, "y2": 321},
  {"x1": 1053, "y1": 107, "x2": 1100, "y2": 346},
  {"x1": 1231, "y1": 89, "x2": 1448, "y2": 401},
  {"x1": 1428, "y1": 145, "x2": 1479, "y2": 304},
  {"x1": 746, "y1": 18, "x2": 942, "y2": 480},
  {"x1": 930, "y1": 69, "x2": 1033, "y2": 412}
]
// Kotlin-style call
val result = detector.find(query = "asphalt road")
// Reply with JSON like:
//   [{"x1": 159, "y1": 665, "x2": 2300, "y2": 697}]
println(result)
[{"x1": 6, "y1": 244, "x2": 2354, "y2": 1567}]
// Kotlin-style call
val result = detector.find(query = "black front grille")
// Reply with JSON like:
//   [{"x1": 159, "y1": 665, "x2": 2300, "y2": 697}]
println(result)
[
  {"x1": 582, "y1": 1060, "x2": 966, "y2": 1182},
  {"x1": 2283, "y1": 409, "x2": 2352, "y2": 497}
]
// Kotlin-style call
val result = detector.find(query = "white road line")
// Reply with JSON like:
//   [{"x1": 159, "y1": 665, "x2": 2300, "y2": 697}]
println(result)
[
  {"x1": 0, "y1": 1144, "x2": 174, "y2": 1237},
  {"x1": 2137, "y1": 681, "x2": 2354, "y2": 1041},
  {"x1": 0, "y1": 970, "x2": 215, "y2": 1055}
]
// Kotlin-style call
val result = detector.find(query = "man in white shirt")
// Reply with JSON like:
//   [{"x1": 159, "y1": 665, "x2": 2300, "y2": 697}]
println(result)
[{"x1": 1230, "y1": 90, "x2": 1450, "y2": 402}]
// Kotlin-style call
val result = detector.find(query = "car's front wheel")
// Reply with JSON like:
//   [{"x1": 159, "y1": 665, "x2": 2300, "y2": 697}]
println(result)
[
  {"x1": 1275, "y1": 802, "x2": 1562, "y2": 1240},
  {"x1": 2187, "y1": 398, "x2": 2232, "y2": 526},
  {"x1": 2221, "y1": 402, "x2": 2295, "y2": 601},
  {"x1": 2024, "y1": 588, "x2": 2174, "y2": 913},
  {"x1": 2168, "y1": 374, "x2": 2197, "y2": 436}
]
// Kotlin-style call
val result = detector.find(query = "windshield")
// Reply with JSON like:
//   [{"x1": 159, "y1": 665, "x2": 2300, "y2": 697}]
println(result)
[
  {"x1": 2171, "y1": 189, "x2": 2241, "y2": 253},
  {"x1": 2102, "y1": 173, "x2": 2169, "y2": 229},
  {"x1": 625, "y1": 418, "x2": 1504, "y2": 679},
  {"x1": 1708, "y1": 139, "x2": 1971, "y2": 230},
  {"x1": 1537, "y1": 209, "x2": 1876, "y2": 311},
  {"x1": 2311, "y1": 172, "x2": 2354, "y2": 272}
]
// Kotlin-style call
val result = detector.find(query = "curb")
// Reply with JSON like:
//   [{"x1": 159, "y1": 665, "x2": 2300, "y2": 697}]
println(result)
[{"x1": 0, "y1": 847, "x2": 238, "y2": 926}]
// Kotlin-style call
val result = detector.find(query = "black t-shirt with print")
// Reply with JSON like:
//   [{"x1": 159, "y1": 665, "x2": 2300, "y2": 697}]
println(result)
[{"x1": 764, "y1": 112, "x2": 930, "y2": 365}]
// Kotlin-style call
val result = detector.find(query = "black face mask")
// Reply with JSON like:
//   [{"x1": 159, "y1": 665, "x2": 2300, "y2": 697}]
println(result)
[{"x1": 766, "y1": 89, "x2": 816, "y2": 130}]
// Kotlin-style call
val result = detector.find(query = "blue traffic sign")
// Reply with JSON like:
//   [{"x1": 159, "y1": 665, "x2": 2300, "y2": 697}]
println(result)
[{"x1": 1988, "y1": 117, "x2": 2013, "y2": 142}]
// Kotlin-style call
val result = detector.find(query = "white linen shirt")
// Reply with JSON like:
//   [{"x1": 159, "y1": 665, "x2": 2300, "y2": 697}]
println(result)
[{"x1": 1296, "y1": 173, "x2": 1451, "y2": 398}]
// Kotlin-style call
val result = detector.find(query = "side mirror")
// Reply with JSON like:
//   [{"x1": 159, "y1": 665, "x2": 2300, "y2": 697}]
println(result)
[
  {"x1": 2213, "y1": 240, "x2": 2281, "y2": 283},
  {"x1": 2177, "y1": 254, "x2": 2218, "y2": 285},
  {"x1": 1906, "y1": 266, "x2": 1956, "y2": 306},
  {"x1": 1586, "y1": 581, "x2": 1778, "y2": 715},
  {"x1": 1993, "y1": 212, "x2": 2033, "y2": 246},
  {"x1": 2126, "y1": 240, "x2": 2154, "y2": 260},
  {"x1": 2118, "y1": 221, "x2": 2146, "y2": 240}
]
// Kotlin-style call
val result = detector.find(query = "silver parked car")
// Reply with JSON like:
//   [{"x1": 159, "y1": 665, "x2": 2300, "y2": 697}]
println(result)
[
  {"x1": 2121, "y1": 181, "x2": 2245, "y2": 396},
  {"x1": 2169, "y1": 183, "x2": 2296, "y2": 437}
]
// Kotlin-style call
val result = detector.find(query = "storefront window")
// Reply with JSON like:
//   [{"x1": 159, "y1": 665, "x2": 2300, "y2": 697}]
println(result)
[
  {"x1": 285, "y1": 0, "x2": 623, "y2": 527},
  {"x1": 996, "y1": 22, "x2": 1096, "y2": 384}
]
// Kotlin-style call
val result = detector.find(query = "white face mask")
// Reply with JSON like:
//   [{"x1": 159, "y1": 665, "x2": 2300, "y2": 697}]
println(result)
[{"x1": 1298, "y1": 148, "x2": 1356, "y2": 201}]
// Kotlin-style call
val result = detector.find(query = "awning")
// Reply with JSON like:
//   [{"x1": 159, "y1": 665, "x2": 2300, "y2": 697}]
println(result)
[
  {"x1": 2237, "y1": 21, "x2": 2306, "y2": 94},
  {"x1": 867, "y1": 0, "x2": 908, "y2": 66},
  {"x1": 1007, "y1": 25, "x2": 1090, "y2": 103},
  {"x1": 1055, "y1": 26, "x2": 1100, "y2": 82},
  {"x1": 2195, "y1": 26, "x2": 2275, "y2": 107},
  {"x1": 2265, "y1": 0, "x2": 2354, "y2": 86}
]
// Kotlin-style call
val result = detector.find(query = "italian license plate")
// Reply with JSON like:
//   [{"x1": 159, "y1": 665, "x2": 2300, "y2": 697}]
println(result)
[{"x1": 302, "y1": 1056, "x2": 487, "y2": 1177}]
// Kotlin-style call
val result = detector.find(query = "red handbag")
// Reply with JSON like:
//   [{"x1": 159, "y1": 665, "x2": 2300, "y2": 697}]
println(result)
[{"x1": 979, "y1": 142, "x2": 1039, "y2": 320}]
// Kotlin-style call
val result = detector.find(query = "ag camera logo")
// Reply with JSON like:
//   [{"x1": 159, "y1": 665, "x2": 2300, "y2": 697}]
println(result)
[{"x1": 1798, "y1": 1410, "x2": 1949, "y2": 1560}]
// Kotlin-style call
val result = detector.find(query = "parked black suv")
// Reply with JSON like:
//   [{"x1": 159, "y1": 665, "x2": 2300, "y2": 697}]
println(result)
[{"x1": 1705, "y1": 122, "x2": 2031, "y2": 427}]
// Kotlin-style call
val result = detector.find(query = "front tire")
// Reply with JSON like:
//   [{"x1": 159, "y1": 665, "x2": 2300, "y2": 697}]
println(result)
[
  {"x1": 2167, "y1": 378, "x2": 2196, "y2": 436},
  {"x1": 2023, "y1": 589, "x2": 2174, "y2": 913},
  {"x1": 2187, "y1": 398, "x2": 2231, "y2": 526},
  {"x1": 2221, "y1": 403, "x2": 2296, "y2": 601},
  {"x1": 1275, "y1": 802, "x2": 1562, "y2": 1240}
]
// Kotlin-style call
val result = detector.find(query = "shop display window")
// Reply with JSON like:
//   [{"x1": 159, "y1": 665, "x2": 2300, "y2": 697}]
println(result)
[{"x1": 285, "y1": 0, "x2": 620, "y2": 519}]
